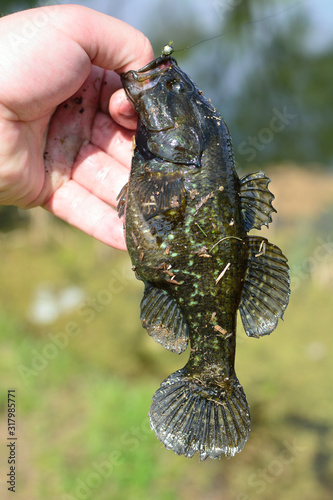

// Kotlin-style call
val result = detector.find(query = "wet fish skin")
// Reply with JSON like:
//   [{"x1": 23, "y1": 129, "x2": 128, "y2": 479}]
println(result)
[{"x1": 119, "y1": 55, "x2": 290, "y2": 459}]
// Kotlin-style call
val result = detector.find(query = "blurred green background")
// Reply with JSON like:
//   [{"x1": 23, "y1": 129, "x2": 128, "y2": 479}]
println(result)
[{"x1": 0, "y1": 1, "x2": 332, "y2": 499}]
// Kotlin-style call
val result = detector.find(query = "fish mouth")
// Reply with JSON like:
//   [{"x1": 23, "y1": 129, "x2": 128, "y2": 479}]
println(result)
[
  {"x1": 121, "y1": 55, "x2": 177, "y2": 102},
  {"x1": 125, "y1": 55, "x2": 177, "y2": 82}
]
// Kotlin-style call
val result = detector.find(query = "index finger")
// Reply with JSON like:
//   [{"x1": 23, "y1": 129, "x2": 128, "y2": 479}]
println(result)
[
  {"x1": 56, "y1": 4, "x2": 155, "y2": 73},
  {"x1": 0, "y1": 5, "x2": 154, "y2": 119}
]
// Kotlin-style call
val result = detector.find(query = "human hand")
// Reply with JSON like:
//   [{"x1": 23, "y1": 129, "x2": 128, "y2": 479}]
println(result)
[{"x1": 0, "y1": 5, "x2": 154, "y2": 250}]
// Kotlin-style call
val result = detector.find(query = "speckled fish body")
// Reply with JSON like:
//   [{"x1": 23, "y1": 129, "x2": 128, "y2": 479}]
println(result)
[{"x1": 118, "y1": 55, "x2": 290, "y2": 460}]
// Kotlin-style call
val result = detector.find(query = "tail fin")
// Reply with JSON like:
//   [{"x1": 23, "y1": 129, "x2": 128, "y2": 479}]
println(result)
[{"x1": 149, "y1": 367, "x2": 250, "y2": 460}]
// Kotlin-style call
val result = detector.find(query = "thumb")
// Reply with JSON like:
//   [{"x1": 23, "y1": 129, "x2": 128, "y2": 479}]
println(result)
[{"x1": 59, "y1": 4, "x2": 154, "y2": 73}]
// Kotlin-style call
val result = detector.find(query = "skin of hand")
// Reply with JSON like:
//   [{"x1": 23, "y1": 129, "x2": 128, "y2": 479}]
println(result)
[{"x1": 0, "y1": 4, "x2": 154, "y2": 250}]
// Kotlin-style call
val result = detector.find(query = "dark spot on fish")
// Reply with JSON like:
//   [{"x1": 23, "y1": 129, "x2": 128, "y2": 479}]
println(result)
[
  {"x1": 79, "y1": 108, "x2": 85, "y2": 114},
  {"x1": 75, "y1": 97, "x2": 83, "y2": 105}
]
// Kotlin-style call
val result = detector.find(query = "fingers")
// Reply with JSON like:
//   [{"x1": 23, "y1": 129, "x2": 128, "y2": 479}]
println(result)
[
  {"x1": 44, "y1": 179, "x2": 127, "y2": 250},
  {"x1": 0, "y1": 4, "x2": 151, "y2": 249},
  {"x1": 0, "y1": 8, "x2": 92, "y2": 120},
  {"x1": 91, "y1": 110, "x2": 134, "y2": 167},
  {"x1": 0, "y1": 5, "x2": 154, "y2": 120},
  {"x1": 99, "y1": 70, "x2": 122, "y2": 114},
  {"x1": 64, "y1": 5, "x2": 155, "y2": 73},
  {"x1": 72, "y1": 143, "x2": 130, "y2": 208},
  {"x1": 67, "y1": 5, "x2": 154, "y2": 128},
  {"x1": 109, "y1": 88, "x2": 138, "y2": 130}
]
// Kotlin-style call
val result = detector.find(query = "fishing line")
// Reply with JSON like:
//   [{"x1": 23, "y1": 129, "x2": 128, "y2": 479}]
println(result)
[{"x1": 172, "y1": 0, "x2": 314, "y2": 54}]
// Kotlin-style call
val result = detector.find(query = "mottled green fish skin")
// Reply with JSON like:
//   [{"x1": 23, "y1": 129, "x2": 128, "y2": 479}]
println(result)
[{"x1": 119, "y1": 55, "x2": 289, "y2": 460}]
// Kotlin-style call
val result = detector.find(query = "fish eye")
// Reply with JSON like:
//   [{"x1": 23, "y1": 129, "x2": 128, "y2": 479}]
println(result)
[{"x1": 166, "y1": 79, "x2": 186, "y2": 93}]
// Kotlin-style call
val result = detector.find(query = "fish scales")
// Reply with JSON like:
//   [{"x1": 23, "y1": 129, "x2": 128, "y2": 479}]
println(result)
[{"x1": 118, "y1": 54, "x2": 290, "y2": 460}]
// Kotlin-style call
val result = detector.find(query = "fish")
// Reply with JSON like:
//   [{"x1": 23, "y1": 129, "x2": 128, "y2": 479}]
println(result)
[{"x1": 117, "y1": 50, "x2": 290, "y2": 460}]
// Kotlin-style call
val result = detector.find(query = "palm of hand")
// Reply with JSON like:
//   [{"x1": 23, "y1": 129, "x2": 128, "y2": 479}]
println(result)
[{"x1": 0, "y1": 66, "x2": 133, "y2": 249}]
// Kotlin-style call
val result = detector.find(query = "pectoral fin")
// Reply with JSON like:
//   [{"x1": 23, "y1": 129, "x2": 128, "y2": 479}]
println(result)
[
  {"x1": 116, "y1": 182, "x2": 128, "y2": 218},
  {"x1": 135, "y1": 172, "x2": 186, "y2": 220},
  {"x1": 239, "y1": 236, "x2": 290, "y2": 337},
  {"x1": 140, "y1": 284, "x2": 189, "y2": 354},
  {"x1": 240, "y1": 172, "x2": 276, "y2": 231}
]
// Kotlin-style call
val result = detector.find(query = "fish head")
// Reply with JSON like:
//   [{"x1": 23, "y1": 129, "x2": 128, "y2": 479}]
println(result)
[{"x1": 121, "y1": 55, "x2": 198, "y2": 132}]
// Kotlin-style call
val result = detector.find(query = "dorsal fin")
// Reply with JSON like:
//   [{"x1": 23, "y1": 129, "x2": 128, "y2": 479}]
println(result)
[
  {"x1": 239, "y1": 236, "x2": 290, "y2": 337},
  {"x1": 240, "y1": 172, "x2": 276, "y2": 231},
  {"x1": 140, "y1": 283, "x2": 189, "y2": 354}
]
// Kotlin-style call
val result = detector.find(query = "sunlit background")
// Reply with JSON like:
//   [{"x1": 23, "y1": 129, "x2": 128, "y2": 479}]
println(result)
[{"x1": 0, "y1": 0, "x2": 332, "y2": 499}]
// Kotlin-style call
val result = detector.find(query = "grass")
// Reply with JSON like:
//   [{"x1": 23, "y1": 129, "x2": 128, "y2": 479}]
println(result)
[{"x1": 0, "y1": 166, "x2": 332, "y2": 500}]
